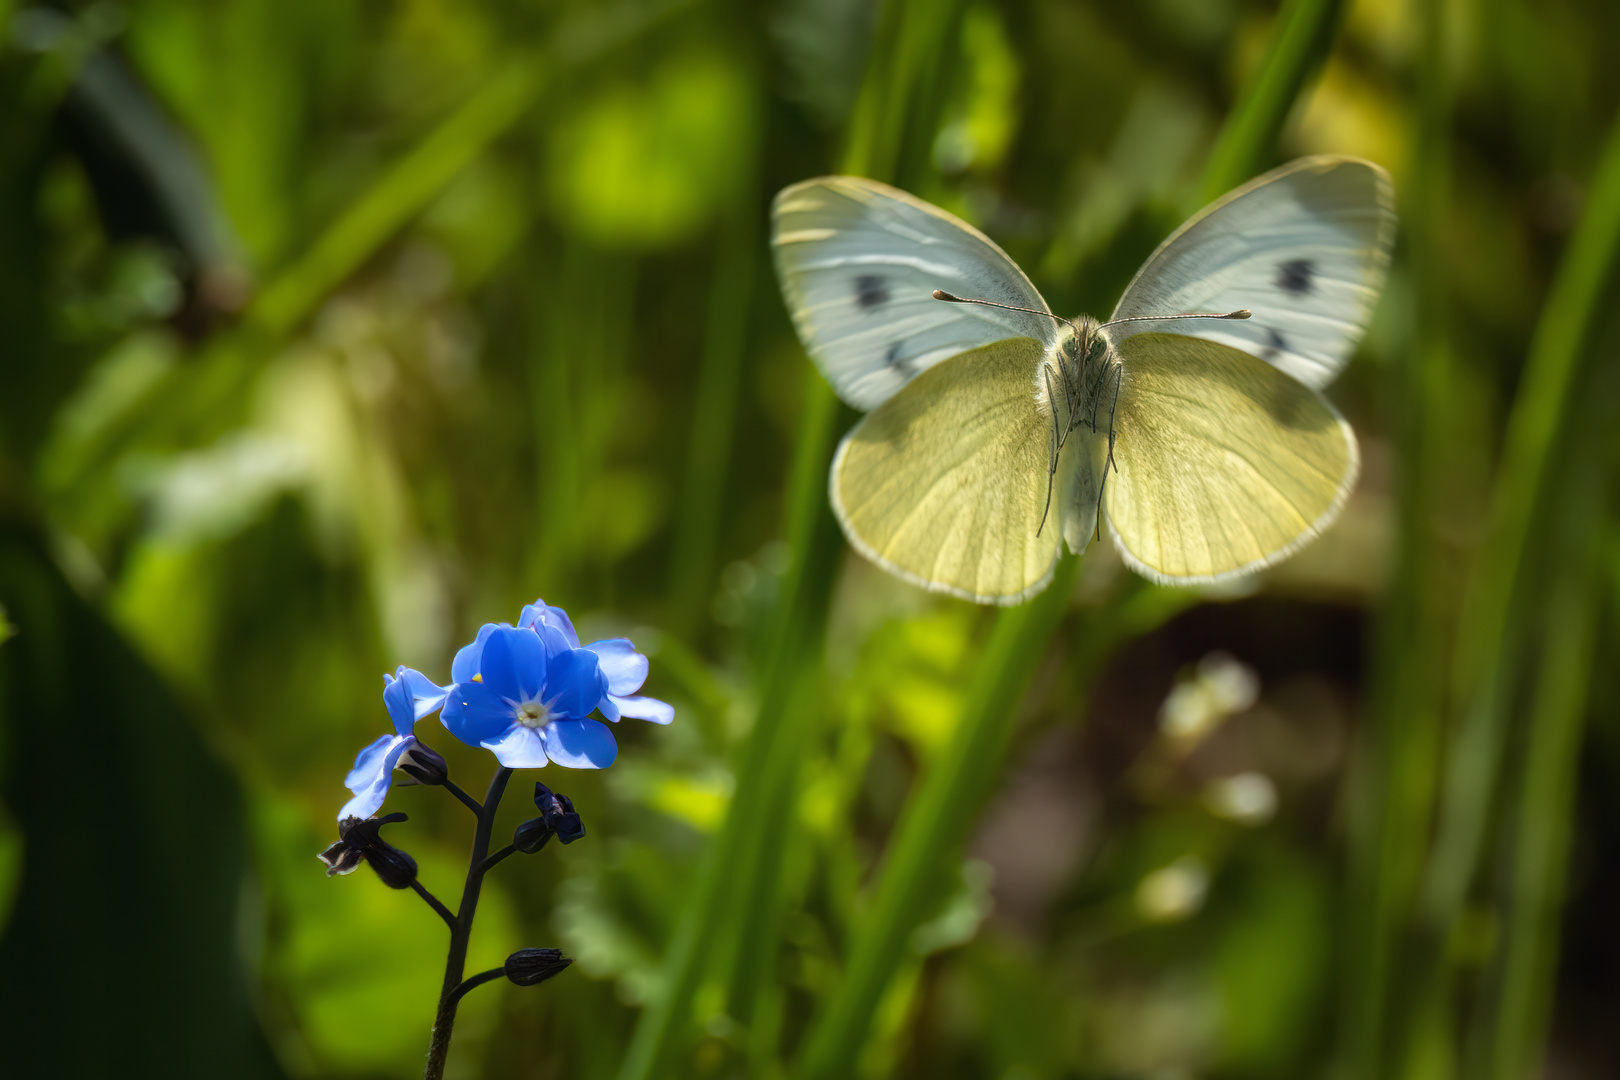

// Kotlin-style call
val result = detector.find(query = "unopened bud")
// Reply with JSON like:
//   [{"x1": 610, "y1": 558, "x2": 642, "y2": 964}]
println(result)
[
  {"x1": 320, "y1": 813, "x2": 418, "y2": 889},
  {"x1": 397, "y1": 741, "x2": 449, "y2": 786},
  {"x1": 504, "y1": 947, "x2": 571, "y2": 987},
  {"x1": 513, "y1": 817, "x2": 552, "y2": 854},
  {"x1": 533, "y1": 783, "x2": 585, "y2": 844}
]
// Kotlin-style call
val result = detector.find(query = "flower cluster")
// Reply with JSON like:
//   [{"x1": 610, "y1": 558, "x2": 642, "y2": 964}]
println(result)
[{"x1": 335, "y1": 598, "x2": 671, "y2": 821}]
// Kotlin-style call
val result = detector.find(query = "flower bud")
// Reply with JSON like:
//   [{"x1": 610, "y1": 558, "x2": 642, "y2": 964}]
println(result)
[
  {"x1": 513, "y1": 817, "x2": 552, "y2": 854},
  {"x1": 504, "y1": 947, "x2": 571, "y2": 987},
  {"x1": 397, "y1": 741, "x2": 449, "y2": 786},
  {"x1": 320, "y1": 812, "x2": 418, "y2": 888},
  {"x1": 533, "y1": 782, "x2": 585, "y2": 844}
]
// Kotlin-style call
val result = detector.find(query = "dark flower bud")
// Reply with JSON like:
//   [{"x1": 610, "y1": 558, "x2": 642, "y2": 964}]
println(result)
[
  {"x1": 318, "y1": 813, "x2": 418, "y2": 889},
  {"x1": 513, "y1": 817, "x2": 552, "y2": 854},
  {"x1": 534, "y1": 782, "x2": 585, "y2": 844},
  {"x1": 504, "y1": 947, "x2": 571, "y2": 987},
  {"x1": 396, "y1": 741, "x2": 449, "y2": 786}
]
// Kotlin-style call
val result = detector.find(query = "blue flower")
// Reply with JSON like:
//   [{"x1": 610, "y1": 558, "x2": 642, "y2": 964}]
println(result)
[
  {"x1": 339, "y1": 666, "x2": 449, "y2": 820},
  {"x1": 519, "y1": 597, "x2": 673, "y2": 725},
  {"x1": 441, "y1": 624, "x2": 618, "y2": 768},
  {"x1": 440, "y1": 598, "x2": 674, "y2": 768}
]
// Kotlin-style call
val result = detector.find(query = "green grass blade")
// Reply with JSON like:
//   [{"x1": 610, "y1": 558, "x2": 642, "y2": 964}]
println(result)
[
  {"x1": 245, "y1": 59, "x2": 541, "y2": 338},
  {"x1": 1338, "y1": 0, "x2": 1453, "y2": 1071},
  {"x1": 791, "y1": 562, "x2": 1076, "y2": 1080},
  {"x1": 666, "y1": 191, "x2": 761, "y2": 630},
  {"x1": 1419, "y1": 102, "x2": 1620, "y2": 940},
  {"x1": 1483, "y1": 477, "x2": 1606, "y2": 1080},
  {"x1": 1197, "y1": 0, "x2": 1347, "y2": 203}
]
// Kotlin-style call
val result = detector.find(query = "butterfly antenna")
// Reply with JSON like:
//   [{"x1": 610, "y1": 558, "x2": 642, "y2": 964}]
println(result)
[
  {"x1": 932, "y1": 290, "x2": 1080, "y2": 336},
  {"x1": 1099, "y1": 309, "x2": 1251, "y2": 329}
]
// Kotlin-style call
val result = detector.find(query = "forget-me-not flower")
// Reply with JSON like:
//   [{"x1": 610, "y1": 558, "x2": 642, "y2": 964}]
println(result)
[
  {"x1": 339, "y1": 666, "x2": 450, "y2": 820},
  {"x1": 440, "y1": 597, "x2": 673, "y2": 769},
  {"x1": 520, "y1": 598, "x2": 674, "y2": 725}
]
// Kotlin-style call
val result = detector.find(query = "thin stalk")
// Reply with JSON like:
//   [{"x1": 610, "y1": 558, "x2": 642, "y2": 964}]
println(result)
[
  {"x1": 448, "y1": 968, "x2": 509, "y2": 1008},
  {"x1": 412, "y1": 881, "x2": 458, "y2": 929},
  {"x1": 442, "y1": 779, "x2": 484, "y2": 816},
  {"x1": 1339, "y1": 0, "x2": 1453, "y2": 1072},
  {"x1": 791, "y1": 560, "x2": 1077, "y2": 1080},
  {"x1": 1414, "y1": 98, "x2": 1620, "y2": 994},
  {"x1": 247, "y1": 0, "x2": 689, "y2": 339},
  {"x1": 667, "y1": 168, "x2": 761, "y2": 632},
  {"x1": 615, "y1": 3, "x2": 952, "y2": 1075},
  {"x1": 424, "y1": 766, "x2": 513, "y2": 1080},
  {"x1": 1482, "y1": 475, "x2": 1606, "y2": 1080},
  {"x1": 1197, "y1": 0, "x2": 1347, "y2": 203}
]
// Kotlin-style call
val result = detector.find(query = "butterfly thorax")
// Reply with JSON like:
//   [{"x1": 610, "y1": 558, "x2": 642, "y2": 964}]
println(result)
[{"x1": 1038, "y1": 316, "x2": 1120, "y2": 446}]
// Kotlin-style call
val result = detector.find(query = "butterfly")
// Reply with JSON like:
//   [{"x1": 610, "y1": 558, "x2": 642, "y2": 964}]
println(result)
[{"x1": 770, "y1": 155, "x2": 1396, "y2": 604}]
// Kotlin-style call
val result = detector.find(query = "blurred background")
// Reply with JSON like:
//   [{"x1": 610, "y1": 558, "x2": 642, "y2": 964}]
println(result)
[{"x1": 3, "y1": 0, "x2": 1620, "y2": 1077}]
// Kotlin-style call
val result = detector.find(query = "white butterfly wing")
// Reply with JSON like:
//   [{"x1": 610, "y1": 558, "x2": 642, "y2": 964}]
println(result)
[
  {"x1": 772, "y1": 176, "x2": 1060, "y2": 411},
  {"x1": 1109, "y1": 156, "x2": 1395, "y2": 390}
]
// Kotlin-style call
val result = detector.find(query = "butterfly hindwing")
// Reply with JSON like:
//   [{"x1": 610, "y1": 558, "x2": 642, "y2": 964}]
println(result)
[
  {"x1": 772, "y1": 176, "x2": 1060, "y2": 411},
  {"x1": 831, "y1": 336, "x2": 1061, "y2": 604},
  {"x1": 1110, "y1": 155, "x2": 1395, "y2": 390},
  {"x1": 1104, "y1": 332, "x2": 1358, "y2": 583}
]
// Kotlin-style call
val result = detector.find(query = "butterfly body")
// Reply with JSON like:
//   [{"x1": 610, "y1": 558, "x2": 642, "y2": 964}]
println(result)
[{"x1": 773, "y1": 157, "x2": 1394, "y2": 603}]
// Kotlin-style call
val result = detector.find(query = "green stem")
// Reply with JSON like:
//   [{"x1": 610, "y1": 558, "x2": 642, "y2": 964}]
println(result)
[
  {"x1": 1339, "y1": 0, "x2": 1452, "y2": 1072},
  {"x1": 1483, "y1": 480, "x2": 1605, "y2": 1080},
  {"x1": 667, "y1": 170, "x2": 761, "y2": 631},
  {"x1": 1417, "y1": 101, "x2": 1620, "y2": 958},
  {"x1": 1197, "y1": 0, "x2": 1347, "y2": 203},
  {"x1": 792, "y1": 562, "x2": 1077, "y2": 1080}
]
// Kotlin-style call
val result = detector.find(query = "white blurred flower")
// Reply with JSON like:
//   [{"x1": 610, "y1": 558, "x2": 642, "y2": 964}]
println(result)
[
  {"x1": 1136, "y1": 856, "x2": 1209, "y2": 922},
  {"x1": 1203, "y1": 772, "x2": 1279, "y2": 826},
  {"x1": 1158, "y1": 651, "x2": 1259, "y2": 743}
]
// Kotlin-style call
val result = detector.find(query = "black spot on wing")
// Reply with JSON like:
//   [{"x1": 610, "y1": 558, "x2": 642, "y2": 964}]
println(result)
[
  {"x1": 854, "y1": 274, "x2": 890, "y2": 311},
  {"x1": 1275, "y1": 258, "x2": 1315, "y2": 296},
  {"x1": 884, "y1": 341, "x2": 915, "y2": 374},
  {"x1": 1259, "y1": 327, "x2": 1289, "y2": 362}
]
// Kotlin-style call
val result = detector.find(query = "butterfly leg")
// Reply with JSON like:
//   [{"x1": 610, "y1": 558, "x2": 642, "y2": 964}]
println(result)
[
  {"x1": 1037, "y1": 363, "x2": 1062, "y2": 537},
  {"x1": 1104, "y1": 361, "x2": 1124, "y2": 477}
]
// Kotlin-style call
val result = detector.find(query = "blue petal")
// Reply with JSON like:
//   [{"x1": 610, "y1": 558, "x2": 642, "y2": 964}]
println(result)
[
  {"x1": 543, "y1": 718, "x2": 618, "y2": 769},
  {"x1": 481, "y1": 725, "x2": 550, "y2": 768},
  {"x1": 598, "y1": 694, "x2": 621, "y2": 722},
  {"x1": 481, "y1": 626, "x2": 548, "y2": 703},
  {"x1": 382, "y1": 674, "x2": 415, "y2": 736},
  {"x1": 545, "y1": 647, "x2": 607, "y2": 719},
  {"x1": 346, "y1": 734, "x2": 399, "y2": 789},
  {"x1": 442, "y1": 679, "x2": 518, "y2": 747},
  {"x1": 339, "y1": 735, "x2": 413, "y2": 819},
  {"x1": 532, "y1": 621, "x2": 576, "y2": 663},
  {"x1": 451, "y1": 623, "x2": 499, "y2": 683},
  {"x1": 584, "y1": 638, "x2": 648, "y2": 696},
  {"x1": 400, "y1": 666, "x2": 450, "y2": 718},
  {"x1": 519, "y1": 600, "x2": 581, "y2": 649},
  {"x1": 609, "y1": 694, "x2": 675, "y2": 725}
]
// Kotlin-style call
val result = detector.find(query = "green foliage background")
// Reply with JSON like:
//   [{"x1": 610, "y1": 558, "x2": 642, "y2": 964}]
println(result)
[{"x1": 3, "y1": 0, "x2": 1620, "y2": 1077}]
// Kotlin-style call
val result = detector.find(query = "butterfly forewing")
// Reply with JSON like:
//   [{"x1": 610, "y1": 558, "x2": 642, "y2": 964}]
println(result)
[
  {"x1": 1104, "y1": 333, "x2": 1358, "y2": 583},
  {"x1": 831, "y1": 337, "x2": 1060, "y2": 604},
  {"x1": 1110, "y1": 156, "x2": 1395, "y2": 390},
  {"x1": 772, "y1": 176, "x2": 1060, "y2": 411}
]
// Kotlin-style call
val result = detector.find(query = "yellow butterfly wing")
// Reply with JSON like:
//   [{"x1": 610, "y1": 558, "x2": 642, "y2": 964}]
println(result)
[
  {"x1": 1104, "y1": 332, "x2": 1358, "y2": 584},
  {"x1": 831, "y1": 336, "x2": 1060, "y2": 604}
]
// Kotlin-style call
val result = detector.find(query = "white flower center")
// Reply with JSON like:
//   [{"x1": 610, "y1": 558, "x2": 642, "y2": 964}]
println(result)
[{"x1": 516, "y1": 699, "x2": 550, "y2": 729}]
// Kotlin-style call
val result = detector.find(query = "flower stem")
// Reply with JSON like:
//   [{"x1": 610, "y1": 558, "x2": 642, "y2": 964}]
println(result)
[
  {"x1": 478, "y1": 843, "x2": 516, "y2": 875},
  {"x1": 411, "y1": 880, "x2": 457, "y2": 929},
  {"x1": 424, "y1": 765, "x2": 512, "y2": 1080},
  {"x1": 448, "y1": 967, "x2": 508, "y2": 1008},
  {"x1": 442, "y1": 778, "x2": 484, "y2": 816}
]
